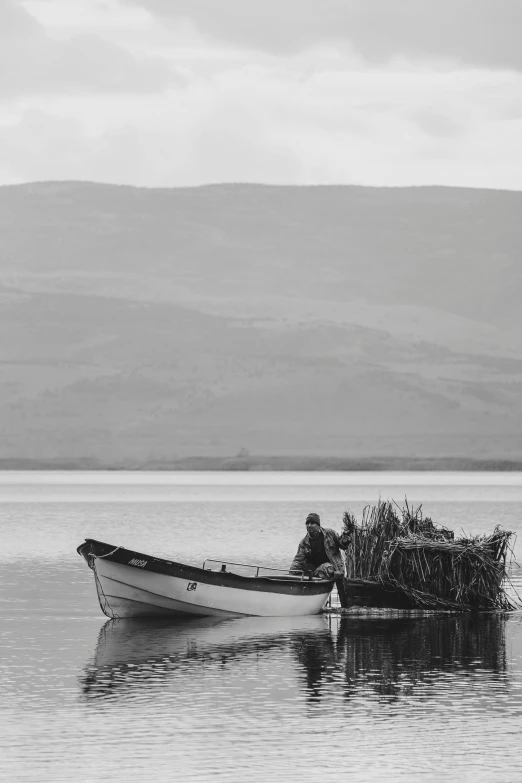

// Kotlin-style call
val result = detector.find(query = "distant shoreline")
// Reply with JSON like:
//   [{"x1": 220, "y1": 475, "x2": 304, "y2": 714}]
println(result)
[{"x1": 1, "y1": 456, "x2": 522, "y2": 471}]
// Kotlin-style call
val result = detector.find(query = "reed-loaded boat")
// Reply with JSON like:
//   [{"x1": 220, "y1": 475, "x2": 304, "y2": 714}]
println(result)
[
  {"x1": 340, "y1": 501, "x2": 517, "y2": 612},
  {"x1": 77, "y1": 539, "x2": 334, "y2": 619}
]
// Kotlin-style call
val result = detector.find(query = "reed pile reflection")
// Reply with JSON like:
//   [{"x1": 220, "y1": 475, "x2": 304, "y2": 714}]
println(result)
[{"x1": 294, "y1": 614, "x2": 508, "y2": 703}]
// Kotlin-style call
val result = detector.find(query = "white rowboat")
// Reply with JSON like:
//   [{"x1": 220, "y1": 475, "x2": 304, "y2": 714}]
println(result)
[{"x1": 77, "y1": 538, "x2": 334, "y2": 618}]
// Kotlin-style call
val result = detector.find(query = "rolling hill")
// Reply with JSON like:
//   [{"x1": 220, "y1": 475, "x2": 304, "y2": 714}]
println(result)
[{"x1": 0, "y1": 181, "x2": 521, "y2": 465}]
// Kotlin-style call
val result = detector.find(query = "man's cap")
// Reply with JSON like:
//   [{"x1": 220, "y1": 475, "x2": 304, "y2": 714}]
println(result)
[{"x1": 305, "y1": 512, "x2": 321, "y2": 526}]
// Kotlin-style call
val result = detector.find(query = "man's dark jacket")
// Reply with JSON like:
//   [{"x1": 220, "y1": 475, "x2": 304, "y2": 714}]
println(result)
[{"x1": 290, "y1": 527, "x2": 349, "y2": 575}]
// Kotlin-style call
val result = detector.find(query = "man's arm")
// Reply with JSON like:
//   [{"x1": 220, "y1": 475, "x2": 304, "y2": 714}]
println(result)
[
  {"x1": 340, "y1": 513, "x2": 356, "y2": 549},
  {"x1": 329, "y1": 529, "x2": 351, "y2": 551},
  {"x1": 290, "y1": 539, "x2": 310, "y2": 572}
]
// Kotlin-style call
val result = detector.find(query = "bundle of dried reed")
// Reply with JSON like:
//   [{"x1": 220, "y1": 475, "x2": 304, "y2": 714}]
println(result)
[{"x1": 343, "y1": 500, "x2": 516, "y2": 611}]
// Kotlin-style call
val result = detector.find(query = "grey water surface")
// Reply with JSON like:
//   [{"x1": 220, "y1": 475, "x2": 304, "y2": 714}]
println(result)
[{"x1": 1, "y1": 471, "x2": 522, "y2": 783}]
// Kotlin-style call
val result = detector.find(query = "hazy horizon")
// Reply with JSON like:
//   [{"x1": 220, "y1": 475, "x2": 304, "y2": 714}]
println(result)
[{"x1": 4, "y1": 179, "x2": 522, "y2": 192}]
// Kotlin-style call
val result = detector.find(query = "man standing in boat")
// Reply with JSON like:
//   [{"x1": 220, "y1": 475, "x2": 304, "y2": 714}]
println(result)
[{"x1": 290, "y1": 512, "x2": 351, "y2": 607}]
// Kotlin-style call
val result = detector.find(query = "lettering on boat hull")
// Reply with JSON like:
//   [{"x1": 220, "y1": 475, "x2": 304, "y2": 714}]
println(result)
[{"x1": 128, "y1": 558, "x2": 147, "y2": 568}]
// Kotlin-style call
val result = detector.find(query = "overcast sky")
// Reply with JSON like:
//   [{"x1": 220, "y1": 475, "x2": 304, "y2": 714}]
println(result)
[{"x1": 1, "y1": 0, "x2": 521, "y2": 189}]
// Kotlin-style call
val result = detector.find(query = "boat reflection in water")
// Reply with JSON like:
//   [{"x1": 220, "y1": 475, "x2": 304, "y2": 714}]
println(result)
[
  {"x1": 81, "y1": 615, "x2": 329, "y2": 700},
  {"x1": 81, "y1": 612, "x2": 511, "y2": 709}
]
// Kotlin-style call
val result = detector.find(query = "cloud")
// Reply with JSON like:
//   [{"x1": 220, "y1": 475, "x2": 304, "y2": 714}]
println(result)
[
  {"x1": 0, "y1": 97, "x2": 302, "y2": 186},
  {"x1": 0, "y1": 0, "x2": 179, "y2": 96},
  {"x1": 173, "y1": 97, "x2": 304, "y2": 185},
  {"x1": 412, "y1": 110, "x2": 464, "y2": 138},
  {"x1": 0, "y1": 110, "x2": 158, "y2": 184},
  {"x1": 124, "y1": 0, "x2": 522, "y2": 71},
  {"x1": 1, "y1": 65, "x2": 522, "y2": 190},
  {"x1": 0, "y1": 1, "x2": 520, "y2": 190}
]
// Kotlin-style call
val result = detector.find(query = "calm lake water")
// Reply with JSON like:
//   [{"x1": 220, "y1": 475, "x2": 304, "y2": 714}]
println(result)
[{"x1": 1, "y1": 471, "x2": 522, "y2": 782}]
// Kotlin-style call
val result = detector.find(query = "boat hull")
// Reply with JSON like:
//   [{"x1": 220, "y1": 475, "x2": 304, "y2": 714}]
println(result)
[
  {"x1": 341, "y1": 578, "x2": 418, "y2": 609},
  {"x1": 78, "y1": 539, "x2": 334, "y2": 619}
]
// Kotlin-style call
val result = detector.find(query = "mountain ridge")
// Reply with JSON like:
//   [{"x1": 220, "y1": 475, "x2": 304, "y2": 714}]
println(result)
[{"x1": 1, "y1": 181, "x2": 521, "y2": 462}]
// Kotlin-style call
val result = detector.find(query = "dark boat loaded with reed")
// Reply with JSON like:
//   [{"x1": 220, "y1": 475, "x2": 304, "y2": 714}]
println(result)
[{"x1": 338, "y1": 501, "x2": 517, "y2": 612}]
